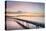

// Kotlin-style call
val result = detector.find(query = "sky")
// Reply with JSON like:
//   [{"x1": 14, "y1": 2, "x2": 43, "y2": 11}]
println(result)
[{"x1": 6, "y1": 1, "x2": 44, "y2": 14}]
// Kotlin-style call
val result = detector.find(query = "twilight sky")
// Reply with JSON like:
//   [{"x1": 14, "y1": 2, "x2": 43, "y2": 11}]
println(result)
[{"x1": 6, "y1": 1, "x2": 44, "y2": 14}]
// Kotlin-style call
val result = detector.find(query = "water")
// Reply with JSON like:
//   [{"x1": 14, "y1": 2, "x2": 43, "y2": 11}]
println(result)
[
  {"x1": 15, "y1": 17, "x2": 44, "y2": 24},
  {"x1": 6, "y1": 16, "x2": 45, "y2": 30}
]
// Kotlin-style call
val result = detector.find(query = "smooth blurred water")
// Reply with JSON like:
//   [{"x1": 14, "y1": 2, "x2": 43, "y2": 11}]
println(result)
[{"x1": 6, "y1": 16, "x2": 44, "y2": 30}]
